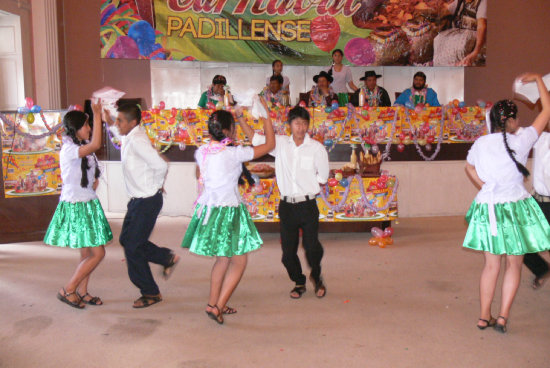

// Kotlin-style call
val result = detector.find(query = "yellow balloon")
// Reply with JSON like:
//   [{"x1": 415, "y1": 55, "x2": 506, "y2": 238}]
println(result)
[
  {"x1": 334, "y1": 172, "x2": 343, "y2": 181},
  {"x1": 26, "y1": 113, "x2": 35, "y2": 124}
]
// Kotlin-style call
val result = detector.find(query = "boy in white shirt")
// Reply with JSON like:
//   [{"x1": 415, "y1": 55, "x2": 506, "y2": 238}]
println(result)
[{"x1": 106, "y1": 104, "x2": 180, "y2": 308}]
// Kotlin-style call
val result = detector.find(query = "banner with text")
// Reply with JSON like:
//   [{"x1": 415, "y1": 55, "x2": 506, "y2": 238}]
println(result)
[{"x1": 100, "y1": 0, "x2": 487, "y2": 66}]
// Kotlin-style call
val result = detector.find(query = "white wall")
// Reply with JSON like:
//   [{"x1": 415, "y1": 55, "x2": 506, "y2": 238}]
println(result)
[
  {"x1": 151, "y1": 61, "x2": 464, "y2": 109},
  {"x1": 0, "y1": 12, "x2": 24, "y2": 110},
  {"x1": 97, "y1": 158, "x2": 533, "y2": 219}
]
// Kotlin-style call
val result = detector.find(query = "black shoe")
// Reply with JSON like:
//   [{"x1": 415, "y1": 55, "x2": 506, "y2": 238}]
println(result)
[{"x1": 493, "y1": 316, "x2": 507, "y2": 333}]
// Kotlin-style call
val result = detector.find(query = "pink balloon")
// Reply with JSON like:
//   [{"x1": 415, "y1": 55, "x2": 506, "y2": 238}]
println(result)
[
  {"x1": 383, "y1": 227, "x2": 394, "y2": 237},
  {"x1": 25, "y1": 97, "x2": 34, "y2": 109},
  {"x1": 159, "y1": 101, "x2": 166, "y2": 110},
  {"x1": 371, "y1": 227, "x2": 383, "y2": 238}
]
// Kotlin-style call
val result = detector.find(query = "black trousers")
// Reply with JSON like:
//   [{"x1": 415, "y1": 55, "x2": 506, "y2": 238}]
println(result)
[
  {"x1": 279, "y1": 198, "x2": 324, "y2": 285},
  {"x1": 523, "y1": 199, "x2": 550, "y2": 278},
  {"x1": 119, "y1": 190, "x2": 172, "y2": 296}
]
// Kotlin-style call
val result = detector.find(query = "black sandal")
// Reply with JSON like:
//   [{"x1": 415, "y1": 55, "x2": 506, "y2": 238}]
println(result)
[
  {"x1": 494, "y1": 316, "x2": 507, "y2": 333},
  {"x1": 77, "y1": 292, "x2": 103, "y2": 306},
  {"x1": 477, "y1": 317, "x2": 496, "y2": 330},
  {"x1": 206, "y1": 305, "x2": 224, "y2": 324},
  {"x1": 132, "y1": 294, "x2": 162, "y2": 308},
  {"x1": 290, "y1": 285, "x2": 306, "y2": 299},
  {"x1": 310, "y1": 276, "x2": 327, "y2": 298},
  {"x1": 57, "y1": 288, "x2": 84, "y2": 309},
  {"x1": 162, "y1": 253, "x2": 180, "y2": 280},
  {"x1": 208, "y1": 303, "x2": 237, "y2": 315}
]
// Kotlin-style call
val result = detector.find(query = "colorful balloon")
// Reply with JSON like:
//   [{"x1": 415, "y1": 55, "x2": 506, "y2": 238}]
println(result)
[
  {"x1": 30, "y1": 105, "x2": 41, "y2": 113},
  {"x1": 328, "y1": 178, "x2": 339, "y2": 187},
  {"x1": 158, "y1": 101, "x2": 165, "y2": 110},
  {"x1": 25, "y1": 97, "x2": 33, "y2": 109},
  {"x1": 331, "y1": 102, "x2": 339, "y2": 110},
  {"x1": 371, "y1": 227, "x2": 383, "y2": 238},
  {"x1": 397, "y1": 143, "x2": 405, "y2": 152},
  {"x1": 368, "y1": 238, "x2": 378, "y2": 246},
  {"x1": 340, "y1": 178, "x2": 349, "y2": 187},
  {"x1": 334, "y1": 172, "x2": 343, "y2": 181},
  {"x1": 383, "y1": 227, "x2": 394, "y2": 237},
  {"x1": 26, "y1": 113, "x2": 35, "y2": 124}
]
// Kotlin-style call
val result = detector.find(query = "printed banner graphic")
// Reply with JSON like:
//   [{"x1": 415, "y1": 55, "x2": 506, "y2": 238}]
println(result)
[
  {"x1": 1, "y1": 112, "x2": 63, "y2": 198},
  {"x1": 101, "y1": 0, "x2": 487, "y2": 66}
]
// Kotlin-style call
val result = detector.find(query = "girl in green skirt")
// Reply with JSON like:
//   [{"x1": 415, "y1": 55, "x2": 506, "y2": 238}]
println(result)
[
  {"x1": 463, "y1": 73, "x2": 550, "y2": 333},
  {"x1": 44, "y1": 100, "x2": 112, "y2": 309},
  {"x1": 182, "y1": 99, "x2": 275, "y2": 324}
]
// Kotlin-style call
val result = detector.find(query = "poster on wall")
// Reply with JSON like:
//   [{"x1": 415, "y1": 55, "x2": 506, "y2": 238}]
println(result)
[
  {"x1": 100, "y1": 0, "x2": 487, "y2": 66},
  {"x1": 0, "y1": 112, "x2": 63, "y2": 198}
]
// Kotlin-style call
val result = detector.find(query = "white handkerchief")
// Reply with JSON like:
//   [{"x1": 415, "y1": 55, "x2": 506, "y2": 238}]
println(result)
[
  {"x1": 250, "y1": 95, "x2": 268, "y2": 119},
  {"x1": 513, "y1": 73, "x2": 550, "y2": 103},
  {"x1": 232, "y1": 88, "x2": 257, "y2": 107},
  {"x1": 92, "y1": 87, "x2": 126, "y2": 121}
]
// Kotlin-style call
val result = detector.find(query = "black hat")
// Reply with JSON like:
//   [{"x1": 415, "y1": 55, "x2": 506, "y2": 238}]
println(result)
[
  {"x1": 313, "y1": 71, "x2": 333, "y2": 84},
  {"x1": 360, "y1": 70, "x2": 382, "y2": 81}
]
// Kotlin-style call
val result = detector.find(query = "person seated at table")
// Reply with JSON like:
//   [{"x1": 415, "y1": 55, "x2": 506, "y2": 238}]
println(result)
[
  {"x1": 300, "y1": 71, "x2": 338, "y2": 107},
  {"x1": 350, "y1": 70, "x2": 391, "y2": 107},
  {"x1": 260, "y1": 75, "x2": 288, "y2": 107},
  {"x1": 266, "y1": 59, "x2": 290, "y2": 93},
  {"x1": 394, "y1": 71, "x2": 440, "y2": 107},
  {"x1": 198, "y1": 75, "x2": 235, "y2": 108}
]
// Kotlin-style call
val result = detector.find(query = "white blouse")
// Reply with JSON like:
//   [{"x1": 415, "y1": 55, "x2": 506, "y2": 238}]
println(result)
[
  {"x1": 325, "y1": 65, "x2": 353, "y2": 93},
  {"x1": 59, "y1": 136, "x2": 98, "y2": 203},
  {"x1": 467, "y1": 126, "x2": 538, "y2": 235},
  {"x1": 196, "y1": 144, "x2": 254, "y2": 207}
]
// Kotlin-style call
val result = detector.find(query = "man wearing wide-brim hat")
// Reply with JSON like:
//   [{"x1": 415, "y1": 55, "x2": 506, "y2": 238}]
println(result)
[
  {"x1": 300, "y1": 71, "x2": 338, "y2": 107},
  {"x1": 351, "y1": 70, "x2": 391, "y2": 107}
]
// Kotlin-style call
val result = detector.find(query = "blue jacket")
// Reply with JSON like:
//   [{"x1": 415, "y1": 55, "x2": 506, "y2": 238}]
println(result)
[{"x1": 394, "y1": 88, "x2": 440, "y2": 107}]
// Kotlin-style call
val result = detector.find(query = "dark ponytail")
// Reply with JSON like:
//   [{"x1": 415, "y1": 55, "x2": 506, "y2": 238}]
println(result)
[
  {"x1": 207, "y1": 110, "x2": 255, "y2": 186},
  {"x1": 63, "y1": 111, "x2": 100, "y2": 188},
  {"x1": 490, "y1": 100, "x2": 530, "y2": 177}
]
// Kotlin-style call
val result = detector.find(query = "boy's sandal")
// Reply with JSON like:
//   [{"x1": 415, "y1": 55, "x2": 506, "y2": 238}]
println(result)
[
  {"x1": 57, "y1": 288, "x2": 84, "y2": 309},
  {"x1": 205, "y1": 305, "x2": 224, "y2": 324},
  {"x1": 310, "y1": 276, "x2": 327, "y2": 298},
  {"x1": 493, "y1": 316, "x2": 507, "y2": 333},
  {"x1": 133, "y1": 294, "x2": 162, "y2": 308},
  {"x1": 77, "y1": 292, "x2": 103, "y2": 306},
  {"x1": 476, "y1": 317, "x2": 496, "y2": 330},
  {"x1": 290, "y1": 285, "x2": 306, "y2": 299},
  {"x1": 162, "y1": 253, "x2": 180, "y2": 280}
]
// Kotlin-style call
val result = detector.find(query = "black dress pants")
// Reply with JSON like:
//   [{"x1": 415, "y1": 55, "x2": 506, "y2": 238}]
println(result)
[
  {"x1": 119, "y1": 190, "x2": 172, "y2": 296},
  {"x1": 279, "y1": 198, "x2": 324, "y2": 285},
  {"x1": 523, "y1": 199, "x2": 550, "y2": 278}
]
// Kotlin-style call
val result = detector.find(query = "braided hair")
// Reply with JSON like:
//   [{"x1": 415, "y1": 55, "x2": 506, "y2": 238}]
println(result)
[
  {"x1": 62, "y1": 110, "x2": 100, "y2": 188},
  {"x1": 489, "y1": 100, "x2": 530, "y2": 177},
  {"x1": 207, "y1": 110, "x2": 254, "y2": 186}
]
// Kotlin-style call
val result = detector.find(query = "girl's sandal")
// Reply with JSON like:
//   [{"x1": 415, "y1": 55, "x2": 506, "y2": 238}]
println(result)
[
  {"x1": 77, "y1": 292, "x2": 103, "y2": 306},
  {"x1": 290, "y1": 285, "x2": 306, "y2": 299},
  {"x1": 57, "y1": 288, "x2": 85, "y2": 309},
  {"x1": 477, "y1": 317, "x2": 496, "y2": 330},
  {"x1": 493, "y1": 316, "x2": 507, "y2": 333},
  {"x1": 206, "y1": 305, "x2": 224, "y2": 324},
  {"x1": 222, "y1": 306, "x2": 237, "y2": 314}
]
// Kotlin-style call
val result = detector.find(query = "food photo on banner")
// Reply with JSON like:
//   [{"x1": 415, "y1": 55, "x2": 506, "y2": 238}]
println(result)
[{"x1": 100, "y1": 0, "x2": 487, "y2": 66}]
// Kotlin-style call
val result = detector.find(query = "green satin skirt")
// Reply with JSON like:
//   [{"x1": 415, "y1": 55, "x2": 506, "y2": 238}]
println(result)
[
  {"x1": 463, "y1": 197, "x2": 550, "y2": 255},
  {"x1": 44, "y1": 199, "x2": 113, "y2": 248},
  {"x1": 182, "y1": 203, "x2": 262, "y2": 257}
]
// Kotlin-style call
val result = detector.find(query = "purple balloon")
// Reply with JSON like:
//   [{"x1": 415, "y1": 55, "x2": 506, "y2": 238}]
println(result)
[
  {"x1": 109, "y1": 36, "x2": 140, "y2": 59},
  {"x1": 345, "y1": 38, "x2": 375, "y2": 66},
  {"x1": 371, "y1": 227, "x2": 383, "y2": 238}
]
